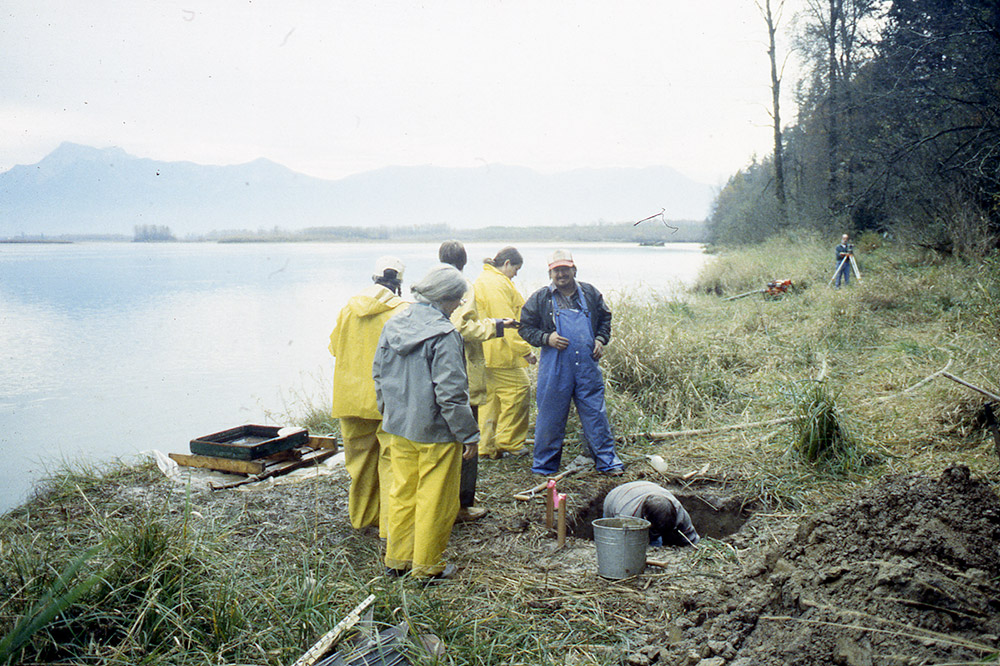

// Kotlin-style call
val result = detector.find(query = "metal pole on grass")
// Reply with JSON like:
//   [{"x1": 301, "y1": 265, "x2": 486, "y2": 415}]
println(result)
[
  {"x1": 829, "y1": 255, "x2": 848, "y2": 286},
  {"x1": 849, "y1": 254, "x2": 862, "y2": 282}
]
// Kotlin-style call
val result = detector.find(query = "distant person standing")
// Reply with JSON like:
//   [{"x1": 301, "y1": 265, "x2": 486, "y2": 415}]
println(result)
[
  {"x1": 439, "y1": 241, "x2": 516, "y2": 521},
  {"x1": 834, "y1": 234, "x2": 854, "y2": 288},
  {"x1": 518, "y1": 249, "x2": 624, "y2": 476},
  {"x1": 328, "y1": 256, "x2": 409, "y2": 534},
  {"x1": 474, "y1": 247, "x2": 537, "y2": 459}
]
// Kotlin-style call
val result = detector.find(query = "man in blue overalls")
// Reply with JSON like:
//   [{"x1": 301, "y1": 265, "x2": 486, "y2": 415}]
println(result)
[{"x1": 518, "y1": 250, "x2": 625, "y2": 476}]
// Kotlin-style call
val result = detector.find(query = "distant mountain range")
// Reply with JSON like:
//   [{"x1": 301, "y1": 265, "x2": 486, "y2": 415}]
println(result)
[{"x1": 0, "y1": 143, "x2": 715, "y2": 237}]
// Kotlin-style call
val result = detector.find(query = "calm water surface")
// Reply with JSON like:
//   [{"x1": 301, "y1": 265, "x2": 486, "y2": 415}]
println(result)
[{"x1": 0, "y1": 241, "x2": 708, "y2": 513}]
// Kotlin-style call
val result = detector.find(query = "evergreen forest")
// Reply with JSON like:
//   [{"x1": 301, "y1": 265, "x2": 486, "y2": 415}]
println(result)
[{"x1": 710, "y1": 0, "x2": 999, "y2": 257}]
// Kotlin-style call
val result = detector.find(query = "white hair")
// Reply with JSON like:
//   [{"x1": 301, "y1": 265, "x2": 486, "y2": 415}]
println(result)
[{"x1": 410, "y1": 264, "x2": 467, "y2": 305}]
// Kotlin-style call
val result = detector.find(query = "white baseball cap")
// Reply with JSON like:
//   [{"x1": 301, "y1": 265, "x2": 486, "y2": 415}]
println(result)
[
  {"x1": 373, "y1": 255, "x2": 405, "y2": 278},
  {"x1": 547, "y1": 249, "x2": 575, "y2": 269}
]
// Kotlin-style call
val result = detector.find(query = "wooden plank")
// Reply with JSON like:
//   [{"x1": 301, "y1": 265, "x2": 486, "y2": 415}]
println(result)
[
  {"x1": 265, "y1": 448, "x2": 303, "y2": 463},
  {"x1": 170, "y1": 452, "x2": 265, "y2": 475},
  {"x1": 270, "y1": 447, "x2": 336, "y2": 471},
  {"x1": 171, "y1": 447, "x2": 303, "y2": 475},
  {"x1": 291, "y1": 594, "x2": 376, "y2": 666},
  {"x1": 308, "y1": 435, "x2": 339, "y2": 451},
  {"x1": 210, "y1": 447, "x2": 337, "y2": 490}
]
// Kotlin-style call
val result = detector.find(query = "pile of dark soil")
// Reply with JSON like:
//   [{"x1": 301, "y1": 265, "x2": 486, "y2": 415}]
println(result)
[{"x1": 650, "y1": 466, "x2": 1000, "y2": 666}]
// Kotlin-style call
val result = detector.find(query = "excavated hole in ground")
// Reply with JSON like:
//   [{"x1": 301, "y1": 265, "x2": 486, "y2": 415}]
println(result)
[{"x1": 566, "y1": 481, "x2": 757, "y2": 541}]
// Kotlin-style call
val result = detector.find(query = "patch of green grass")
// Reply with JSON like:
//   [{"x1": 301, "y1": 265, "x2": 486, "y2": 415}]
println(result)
[{"x1": 788, "y1": 381, "x2": 875, "y2": 474}]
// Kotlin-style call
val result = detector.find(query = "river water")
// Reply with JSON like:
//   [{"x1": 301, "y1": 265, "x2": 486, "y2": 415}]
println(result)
[{"x1": 0, "y1": 240, "x2": 708, "y2": 513}]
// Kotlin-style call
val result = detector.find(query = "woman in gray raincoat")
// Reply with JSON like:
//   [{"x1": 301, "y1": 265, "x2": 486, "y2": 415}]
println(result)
[{"x1": 373, "y1": 264, "x2": 479, "y2": 580}]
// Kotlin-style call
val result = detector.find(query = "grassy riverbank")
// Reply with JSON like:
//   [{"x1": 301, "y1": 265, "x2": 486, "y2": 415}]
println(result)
[
  {"x1": 2, "y1": 237, "x2": 997, "y2": 665},
  {"x1": 599, "y1": 234, "x2": 999, "y2": 504}
]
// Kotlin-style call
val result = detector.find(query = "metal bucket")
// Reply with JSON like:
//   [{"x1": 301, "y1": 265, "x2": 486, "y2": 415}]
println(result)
[{"x1": 592, "y1": 516, "x2": 650, "y2": 579}]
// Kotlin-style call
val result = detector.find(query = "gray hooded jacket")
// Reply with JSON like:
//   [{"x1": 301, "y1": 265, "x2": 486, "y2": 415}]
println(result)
[
  {"x1": 373, "y1": 302, "x2": 479, "y2": 446},
  {"x1": 603, "y1": 481, "x2": 700, "y2": 545}
]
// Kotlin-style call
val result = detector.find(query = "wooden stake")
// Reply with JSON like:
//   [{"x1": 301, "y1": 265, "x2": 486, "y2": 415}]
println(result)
[
  {"x1": 544, "y1": 479, "x2": 556, "y2": 529},
  {"x1": 556, "y1": 493, "x2": 567, "y2": 548}
]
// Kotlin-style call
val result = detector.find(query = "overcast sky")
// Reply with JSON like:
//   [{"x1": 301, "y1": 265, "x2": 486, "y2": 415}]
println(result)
[{"x1": 1, "y1": 1, "x2": 804, "y2": 186}]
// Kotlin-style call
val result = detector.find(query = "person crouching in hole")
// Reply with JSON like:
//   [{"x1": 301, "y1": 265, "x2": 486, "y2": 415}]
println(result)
[{"x1": 602, "y1": 481, "x2": 701, "y2": 547}]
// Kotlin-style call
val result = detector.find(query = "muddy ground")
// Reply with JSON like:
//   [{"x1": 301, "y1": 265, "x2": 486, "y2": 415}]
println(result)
[{"x1": 127, "y1": 453, "x2": 1000, "y2": 666}]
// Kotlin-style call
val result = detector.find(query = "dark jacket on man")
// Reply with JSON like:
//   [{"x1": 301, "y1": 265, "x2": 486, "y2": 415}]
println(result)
[{"x1": 518, "y1": 281, "x2": 612, "y2": 348}]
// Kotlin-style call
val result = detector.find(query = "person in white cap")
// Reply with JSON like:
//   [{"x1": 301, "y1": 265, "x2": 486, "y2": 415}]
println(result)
[
  {"x1": 328, "y1": 255, "x2": 409, "y2": 535},
  {"x1": 518, "y1": 250, "x2": 625, "y2": 476}
]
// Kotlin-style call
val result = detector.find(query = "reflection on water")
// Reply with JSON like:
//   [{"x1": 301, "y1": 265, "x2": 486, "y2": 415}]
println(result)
[{"x1": 0, "y1": 241, "x2": 708, "y2": 513}]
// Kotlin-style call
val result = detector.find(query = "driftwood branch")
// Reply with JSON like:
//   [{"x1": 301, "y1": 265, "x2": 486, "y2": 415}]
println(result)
[
  {"x1": 513, "y1": 465, "x2": 583, "y2": 501},
  {"x1": 725, "y1": 289, "x2": 764, "y2": 301},
  {"x1": 875, "y1": 359, "x2": 953, "y2": 403},
  {"x1": 641, "y1": 417, "x2": 800, "y2": 441},
  {"x1": 941, "y1": 371, "x2": 1000, "y2": 402}
]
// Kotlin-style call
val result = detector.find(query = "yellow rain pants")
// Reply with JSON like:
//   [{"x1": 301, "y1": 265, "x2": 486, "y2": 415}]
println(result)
[
  {"x1": 478, "y1": 366, "x2": 530, "y2": 456},
  {"x1": 339, "y1": 417, "x2": 392, "y2": 537},
  {"x1": 474, "y1": 264, "x2": 532, "y2": 457},
  {"x1": 383, "y1": 433, "x2": 461, "y2": 577}
]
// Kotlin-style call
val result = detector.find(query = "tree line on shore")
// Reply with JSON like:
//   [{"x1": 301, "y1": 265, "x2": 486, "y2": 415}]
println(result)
[
  {"x1": 711, "y1": 0, "x2": 999, "y2": 258},
  {"x1": 171, "y1": 220, "x2": 707, "y2": 244}
]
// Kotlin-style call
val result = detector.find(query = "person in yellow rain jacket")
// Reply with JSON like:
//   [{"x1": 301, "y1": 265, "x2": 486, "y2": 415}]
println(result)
[
  {"x1": 474, "y1": 247, "x2": 537, "y2": 458},
  {"x1": 328, "y1": 256, "x2": 409, "y2": 534},
  {"x1": 439, "y1": 241, "x2": 517, "y2": 520}
]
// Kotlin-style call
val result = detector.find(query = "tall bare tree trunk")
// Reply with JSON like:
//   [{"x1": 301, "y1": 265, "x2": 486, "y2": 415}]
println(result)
[
  {"x1": 762, "y1": 0, "x2": 788, "y2": 220},
  {"x1": 827, "y1": 0, "x2": 842, "y2": 219}
]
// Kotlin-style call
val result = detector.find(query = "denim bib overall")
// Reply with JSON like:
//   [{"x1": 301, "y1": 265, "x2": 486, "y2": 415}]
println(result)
[{"x1": 531, "y1": 290, "x2": 624, "y2": 475}]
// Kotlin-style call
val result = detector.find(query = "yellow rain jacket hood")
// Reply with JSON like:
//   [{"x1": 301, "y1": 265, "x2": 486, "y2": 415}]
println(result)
[
  {"x1": 329, "y1": 284, "x2": 408, "y2": 419},
  {"x1": 474, "y1": 264, "x2": 532, "y2": 368}
]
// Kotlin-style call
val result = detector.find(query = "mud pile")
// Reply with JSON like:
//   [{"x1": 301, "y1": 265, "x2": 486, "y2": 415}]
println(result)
[{"x1": 654, "y1": 466, "x2": 1000, "y2": 666}]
